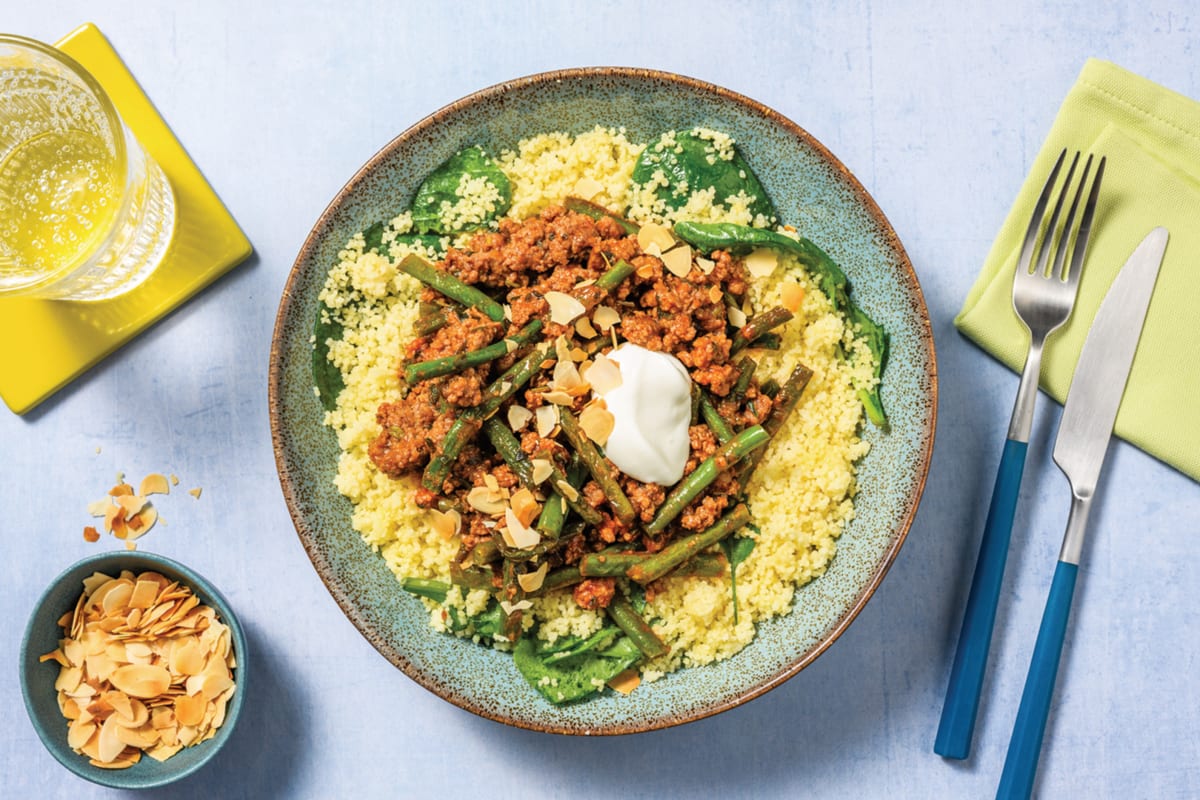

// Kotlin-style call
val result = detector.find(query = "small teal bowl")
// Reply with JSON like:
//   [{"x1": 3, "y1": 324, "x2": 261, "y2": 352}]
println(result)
[
  {"x1": 19, "y1": 551, "x2": 248, "y2": 789},
  {"x1": 270, "y1": 67, "x2": 936, "y2": 734}
]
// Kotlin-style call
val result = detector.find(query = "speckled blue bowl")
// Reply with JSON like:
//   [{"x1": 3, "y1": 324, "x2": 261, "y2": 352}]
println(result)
[
  {"x1": 269, "y1": 68, "x2": 936, "y2": 734},
  {"x1": 19, "y1": 551, "x2": 248, "y2": 787}
]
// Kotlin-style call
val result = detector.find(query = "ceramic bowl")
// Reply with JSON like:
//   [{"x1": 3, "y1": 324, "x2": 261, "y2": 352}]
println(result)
[
  {"x1": 269, "y1": 67, "x2": 936, "y2": 734},
  {"x1": 19, "y1": 551, "x2": 248, "y2": 788}
]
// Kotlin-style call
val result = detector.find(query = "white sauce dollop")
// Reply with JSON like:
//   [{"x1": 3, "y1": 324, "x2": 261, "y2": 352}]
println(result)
[{"x1": 596, "y1": 344, "x2": 692, "y2": 485}]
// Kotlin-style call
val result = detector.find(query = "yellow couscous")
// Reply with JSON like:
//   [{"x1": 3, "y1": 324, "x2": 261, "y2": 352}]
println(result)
[{"x1": 318, "y1": 126, "x2": 874, "y2": 689}]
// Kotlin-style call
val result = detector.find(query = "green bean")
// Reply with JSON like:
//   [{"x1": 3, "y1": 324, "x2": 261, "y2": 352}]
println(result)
[
  {"x1": 398, "y1": 254, "x2": 505, "y2": 322},
  {"x1": 558, "y1": 410, "x2": 636, "y2": 527},
  {"x1": 689, "y1": 383, "x2": 701, "y2": 426},
  {"x1": 645, "y1": 427, "x2": 768, "y2": 536},
  {"x1": 404, "y1": 320, "x2": 542, "y2": 384},
  {"x1": 747, "y1": 332, "x2": 782, "y2": 350},
  {"x1": 529, "y1": 566, "x2": 584, "y2": 596},
  {"x1": 478, "y1": 342, "x2": 555, "y2": 417},
  {"x1": 731, "y1": 307, "x2": 793, "y2": 354},
  {"x1": 698, "y1": 392, "x2": 735, "y2": 445},
  {"x1": 581, "y1": 550, "x2": 729, "y2": 579},
  {"x1": 399, "y1": 577, "x2": 450, "y2": 603},
  {"x1": 535, "y1": 453, "x2": 585, "y2": 538},
  {"x1": 501, "y1": 560, "x2": 525, "y2": 642},
  {"x1": 673, "y1": 553, "x2": 728, "y2": 579},
  {"x1": 486, "y1": 419, "x2": 604, "y2": 526},
  {"x1": 563, "y1": 196, "x2": 640, "y2": 235},
  {"x1": 414, "y1": 308, "x2": 450, "y2": 336},
  {"x1": 470, "y1": 538, "x2": 500, "y2": 566},
  {"x1": 595, "y1": 259, "x2": 636, "y2": 293},
  {"x1": 630, "y1": 505, "x2": 751, "y2": 584},
  {"x1": 759, "y1": 378, "x2": 781, "y2": 398},
  {"x1": 421, "y1": 416, "x2": 483, "y2": 492},
  {"x1": 449, "y1": 563, "x2": 497, "y2": 591},
  {"x1": 729, "y1": 357, "x2": 757, "y2": 403},
  {"x1": 739, "y1": 362, "x2": 814, "y2": 484},
  {"x1": 606, "y1": 595, "x2": 668, "y2": 659}
]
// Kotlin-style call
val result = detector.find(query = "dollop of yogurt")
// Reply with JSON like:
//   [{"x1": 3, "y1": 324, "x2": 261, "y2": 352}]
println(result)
[{"x1": 596, "y1": 344, "x2": 692, "y2": 485}]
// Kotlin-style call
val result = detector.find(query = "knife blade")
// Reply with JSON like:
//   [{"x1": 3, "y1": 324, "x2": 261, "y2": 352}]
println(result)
[{"x1": 1054, "y1": 225, "x2": 1168, "y2": 563}]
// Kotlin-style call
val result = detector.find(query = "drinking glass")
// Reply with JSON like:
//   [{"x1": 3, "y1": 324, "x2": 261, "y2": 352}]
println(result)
[{"x1": 0, "y1": 34, "x2": 175, "y2": 301}]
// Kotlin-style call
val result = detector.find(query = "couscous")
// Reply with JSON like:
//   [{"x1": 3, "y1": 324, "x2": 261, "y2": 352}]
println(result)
[{"x1": 315, "y1": 126, "x2": 883, "y2": 703}]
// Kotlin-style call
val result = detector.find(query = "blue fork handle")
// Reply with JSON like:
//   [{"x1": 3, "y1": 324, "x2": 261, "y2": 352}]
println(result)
[
  {"x1": 935, "y1": 438, "x2": 1029, "y2": 759},
  {"x1": 997, "y1": 561, "x2": 1079, "y2": 800}
]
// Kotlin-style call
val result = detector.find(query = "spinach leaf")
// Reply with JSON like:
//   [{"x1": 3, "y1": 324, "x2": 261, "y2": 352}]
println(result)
[
  {"x1": 847, "y1": 301, "x2": 889, "y2": 429},
  {"x1": 541, "y1": 627, "x2": 621, "y2": 666},
  {"x1": 312, "y1": 303, "x2": 345, "y2": 413},
  {"x1": 410, "y1": 146, "x2": 512, "y2": 234},
  {"x1": 720, "y1": 536, "x2": 757, "y2": 624},
  {"x1": 363, "y1": 219, "x2": 448, "y2": 259},
  {"x1": 631, "y1": 130, "x2": 775, "y2": 222},
  {"x1": 513, "y1": 634, "x2": 642, "y2": 705}
]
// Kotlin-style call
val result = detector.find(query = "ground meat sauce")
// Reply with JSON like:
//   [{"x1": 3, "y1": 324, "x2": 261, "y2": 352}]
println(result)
[{"x1": 367, "y1": 204, "x2": 771, "y2": 610}]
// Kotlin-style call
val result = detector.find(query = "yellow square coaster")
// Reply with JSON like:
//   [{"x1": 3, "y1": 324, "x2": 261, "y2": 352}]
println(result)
[{"x1": 0, "y1": 23, "x2": 252, "y2": 414}]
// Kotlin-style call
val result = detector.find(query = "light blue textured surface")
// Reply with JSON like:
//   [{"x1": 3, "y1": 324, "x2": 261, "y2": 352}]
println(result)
[{"x1": 3, "y1": 2, "x2": 1198, "y2": 798}]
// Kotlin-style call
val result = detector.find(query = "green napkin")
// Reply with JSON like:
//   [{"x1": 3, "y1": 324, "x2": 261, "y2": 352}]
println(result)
[{"x1": 957, "y1": 59, "x2": 1200, "y2": 482}]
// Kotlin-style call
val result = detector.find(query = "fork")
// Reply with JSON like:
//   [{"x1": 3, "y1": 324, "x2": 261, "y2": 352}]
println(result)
[{"x1": 935, "y1": 150, "x2": 1105, "y2": 760}]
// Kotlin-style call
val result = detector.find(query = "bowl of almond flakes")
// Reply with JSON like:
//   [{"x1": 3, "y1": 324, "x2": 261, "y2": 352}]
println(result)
[{"x1": 19, "y1": 551, "x2": 247, "y2": 788}]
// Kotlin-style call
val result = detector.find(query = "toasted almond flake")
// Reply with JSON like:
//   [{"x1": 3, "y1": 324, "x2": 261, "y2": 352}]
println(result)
[
  {"x1": 574, "y1": 278, "x2": 597, "y2": 289},
  {"x1": 545, "y1": 291, "x2": 586, "y2": 325},
  {"x1": 635, "y1": 262, "x2": 656, "y2": 279},
  {"x1": 707, "y1": 285, "x2": 723, "y2": 305},
  {"x1": 516, "y1": 562, "x2": 550, "y2": 593},
  {"x1": 174, "y1": 695, "x2": 206, "y2": 728},
  {"x1": 643, "y1": 241, "x2": 662, "y2": 257},
  {"x1": 572, "y1": 177, "x2": 605, "y2": 200},
  {"x1": 427, "y1": 507, "x2": 462, "y2": 540},
  {"x1": 87, "y1": 500, "x2": 111, "y2": 517},
  {"x1": 102, "y1": 503, "x2": 121, "y2": 534},
  {"x1": 109, "y1": 483, "x2": 134, "y2": 498},
  {"x1": 552, "y1": 359, "x2": 585, "y2": 391},
  {"x1": 146, "y1": 743, "x2": 183, "y2": 763},
  {"x1": 128, "y1": 579, "x2": 159, "y2": 611},
  {"x1": 187, "y1": 488, "x2": 202, "y2": 499},
  {"x1": 502, "y1": 304, "x2": 513, "y2": 322},
  {"x1": 607, "y1": 669, "x2": 641, "y2": 695},
  {"x1": 138, "y1": 474, "x2": 170, "y2": 496},
  {"x1": 696, "y1": 256, "x2": 716, "y2": 275},
  {"x1": 744, "y1": 247, "x2": 778, "y2": 278},
  {"x1": 530, "y1": 458, "x2": 554, "y2": 485},
  {"x1": 554, "y1": 334, "x2": 572, "y2": 364},
  {"x1": 637, "y1": 221, "x2": 675, "y2": 254},
  {"x1": 499, "y1": 599, "x2": 534, "y2": 615},
  {"x1": 503, "y1": 507, "x2": 541, "y2": 549},
  {"x1": 555, "y1": 480, "x2": 580, "y2": 503},
  {"x1": 569, "y1": 347, "x2": 588, "y2": 363},
  {"x1": 169, "y1": 474, "x2": 179, "y2": 486},
  {"x1": 126, "y1": 505, "x2": 158, "y2": 540},
  {"x1": 68, "y1": 719, "x2": 96, "y2": 750},
  {"x1": 579, "y1": 402, "x2": 615, "y2": 446},
  {"x1": 510, "y1": 488, "x2": 541, "y2": 527},
  {"x1": 504, "y1": 406, "x2": 533, "y2": 437},
  {"x1": 593, "y1": 306, "x2": 621, "y2": 331},
  {"x1": 535, "y1": 405, "x2": 558, "y2": 437},
  {"x1": 466, "y1": 487, "x2": 506, "y2": 516},
  {"x1": 583, "y1": 354, "x2": 622, "y2": 395},
  {"x1": 83, "y1": 525, "x2": 100, "y2": 543},
  {"x1": 483, "y1": 473, "x2": 501, "y2": 493},
  {"x1": 503, "y1": 337, "x2": 519, "y2": 354},
  {"x1": 101, "y1": 581, "x2": 133, "y2": 615},
  {"x1": 110, "y1": 664, "x2": 171, "y2": 699},
  {"x1": 728, "y1": 307, "x2": 748, "y2": 328},
  {"x1": 574, "y1": 316, "x2": 599, "y2": 339},
  {"x1": 97, "y1": 715, "x2": 125, "y2": 763},
  {"x1": 40, "y1": 648, "x2": 69, "y2": 666},
  {"x1": 661, "y1": 244, "x2": 693, "y2": 278},
  {"x1": 781, "y1": 282, "x2": 806, "y2": 312},
  {"x1": 543, "y1": 390, "x2": 575, "y2": 406},
  {"x1": 170, "y1": 640, "x2": 206, "y2": 676}
]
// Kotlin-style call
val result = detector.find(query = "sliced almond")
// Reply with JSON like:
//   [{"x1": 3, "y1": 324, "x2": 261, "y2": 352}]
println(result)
[
  {"x1": 174, "y1": 694, "x2": 206, "y2": 728},
  {"x1": 169, "y1": 639, "x2": 206, "y2": 676},
  {"x1": 516, "y1": 562, "x2": 550, "y2": 593},
  {"x1": 781, "y1": 282, "x2": 805, "y2": 312},
  {"x1": 535, "y1": 405, "x2": 558, "y2": 437},
  {"x1": 696, "y1": 256, "x2": 716, "y2": 275},
  {"x1": 530, "y1": 459, "x2": 554, "y2": 486},
  {"x1": 109, "y1": 664, "x2": 171, "y2": 699},
  {"x1": 637, "y1": 221, "x2": 675, "y2": 254},
  {"x1": 510, "y1": 489, "x2": 541, "y2": 528},
  {"x1": 551, "y1": 360, "x2": 586, "y2": 392},
  {"x1": 572, "y1": 177, "x2": 605, "y2": 201},
  {"x1": 139, "y1": 473, "x2": 170, "y2": 496},
  {"x1": 126, "y1": 505, "x2": 158, "y2": 540},
  {"x1": 109, "y1": 483, "x2": 134, "y2": 498},
  {"x1": 743, "y1": 247, "x2": 778, "y2": 278},
  {"x1": 87, "y1": 500, "x2": 111, "y2": 518},
  {"x1": 428, "y1": 507, "x2": 462, "y2": 540},
  {"x1": 188, "y1": 488, "x2": 202, "y2": 499},
  {"x1": 83, "y1": 525, "x2": 100, "y2": 542},
  {"x1": 593, "y1": 306, "x2": 621, "y2": 332},
  {"x1": 555, "y1": 480, "x2": 580, "y2": 503},
  {"x1": 68, "y1": 719, "x2": 96, "y2": 750},
  {"x1": 507, "y1": 405, "x2": 533, "y2": 432},
  {"x1": 607, "y1": 669, "x2": 642, "y2": 695},
  {"x1": 574, "y1": 316, "x2": 599, "y2": 339},
  {"x1": 466, "y1": 486, "x2": 506, "y2": 516},
  {"x1": 542, "y1": 390, "x2": 575, "y2": 406},
  {"x1": 583, "y1": 354, "x2": 622, "y2": 395},
  {"x1": 661, "y1": 244, "x2": 693, "y2": 278},
  {"x1": 728, "y1": 307, "x2": 748, "y2": 328},
  {"x1": 579, "y1": 402, "x2": 615, "y2": 446},
  {"x1": 128, "y1": 579, "x2": 159, "y2": 610},
  {"x1": 499, "y1": 599, "x2": 534, "y2": 615},
  {"x1": 544, "y1": 291, "x2": 586, "y2": 325},
  {"x1": 96, "y1": 715, "x2": 126, "y2": 763},
  {"x1": 502, "y1": 507, "x2": 541, "y2": 550}
]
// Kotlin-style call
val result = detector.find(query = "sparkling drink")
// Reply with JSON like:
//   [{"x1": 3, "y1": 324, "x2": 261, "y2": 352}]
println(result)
[{"x1": 0, "y1": 35, "x2": 174, "y2": 301}]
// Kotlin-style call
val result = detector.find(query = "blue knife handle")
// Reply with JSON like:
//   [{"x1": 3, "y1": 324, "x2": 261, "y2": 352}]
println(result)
[
  {"x1": 997, "y1": 561, "x2": 1080, "y2": 800},
  {"x1": 935, "y1": 438, "x2": 1028, "y2": 759}
]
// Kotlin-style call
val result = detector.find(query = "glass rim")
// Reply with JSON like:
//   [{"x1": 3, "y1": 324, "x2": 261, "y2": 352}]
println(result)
[{"x1": 0, "y1": 32, "x2": 138, "y2": 295}]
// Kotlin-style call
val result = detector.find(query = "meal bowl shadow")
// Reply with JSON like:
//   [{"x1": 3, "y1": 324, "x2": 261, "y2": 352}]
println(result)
[
  {"x1": 269, "y1": 66, "x2": 936, "y2": 734},
  {"x1": 19, "y1": 550, "x2": 249, "y2": 788}
]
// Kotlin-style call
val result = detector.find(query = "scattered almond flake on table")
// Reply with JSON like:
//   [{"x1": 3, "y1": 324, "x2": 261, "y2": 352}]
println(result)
[
  {"x1": 40, "y1": 571, "x2": 237, "y2": 768},
  {"x1": 83, "y1": 471, "x2": 197, "y2": 546}
]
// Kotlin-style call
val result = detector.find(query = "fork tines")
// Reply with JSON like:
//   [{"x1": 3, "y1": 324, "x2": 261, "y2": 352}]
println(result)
[{"x1": 1019, "y1": 149, "x2": 1106, "y2": 285}]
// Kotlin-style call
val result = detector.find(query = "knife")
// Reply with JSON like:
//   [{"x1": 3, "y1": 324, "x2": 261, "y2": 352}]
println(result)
[{"x1": 997, "y1": 226, "x2": 1169, "y2": 800}]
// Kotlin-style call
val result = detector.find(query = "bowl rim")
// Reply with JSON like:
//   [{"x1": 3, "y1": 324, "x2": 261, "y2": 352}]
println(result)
[
  {"x1": 269, "y1": 65, "x2": 937, "y2": 735},
  {"x1": 19, "y1": 550, "x2": 249, "y2": 787}
]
